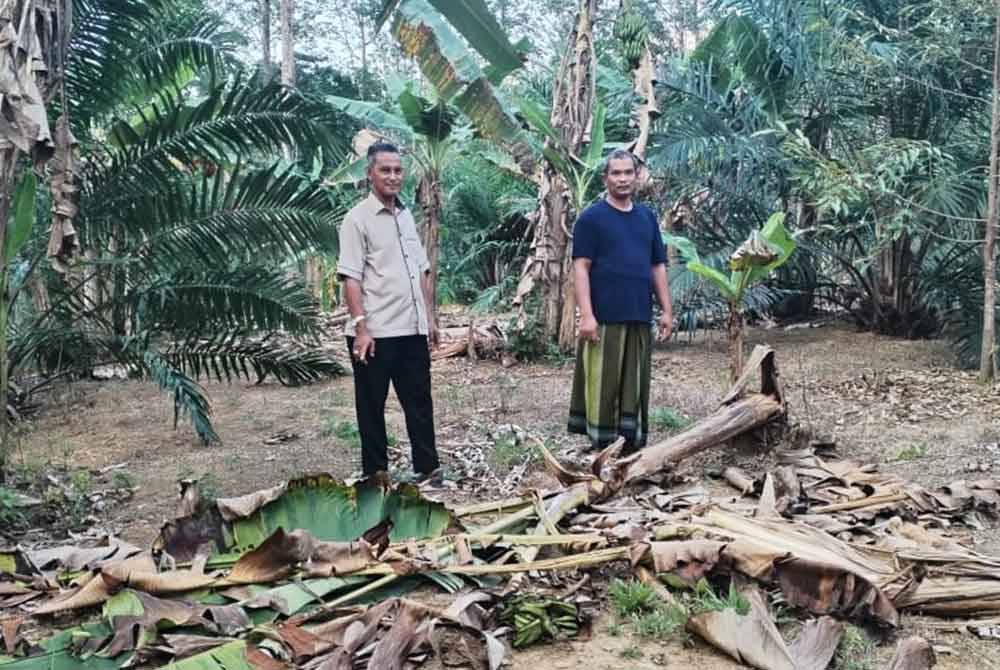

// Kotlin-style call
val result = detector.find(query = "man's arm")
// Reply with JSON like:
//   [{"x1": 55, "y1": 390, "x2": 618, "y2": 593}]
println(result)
[
  {"x1": 421, "y1": 270, "x2": 438, "y2": 348},
  {"x1": 574, "y1": 258, "x2": 599, "y2": 342},
  {"x1": 652, "y1": 263, "x2": 673, "y2": 341},
  {"x1": 343, "y1": 277, "x2": 375, "y2": 362}
]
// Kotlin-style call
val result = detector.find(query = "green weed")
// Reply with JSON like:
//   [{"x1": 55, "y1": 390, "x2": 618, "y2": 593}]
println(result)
[
  {"x1": 609, "y1": 579, "x2": 657, "y2": 617},
  {"x1": 650, "y1": 407, "x2": 693, "y2": 433},
  {"x1": 111, "y1": 471, "x2": 135, "y2": 490},
  {"x1": 606, "y1": 620, "x2": 624, "y2": 637},
  {"x1": 490, "y1": 435, "x2": 538, "y2": 469},
  {"x1": 689, "y1": 579, "x2": 750, "y2": 616},
  {"x1": 835, "y1": 625, "x2": 875, "y2": 670},
  {"x1": 896, "y1": 443, "x2": 928, "y2": 461},
  {"x1": 631, "y1": 604, "x2": 688, "y2": 638},
  {"x1": 0, "y1": 487, "x2": 25, "y2": 527},
  {"x1": 619, "y1": 644, "x2": 644, "y2": 660}
]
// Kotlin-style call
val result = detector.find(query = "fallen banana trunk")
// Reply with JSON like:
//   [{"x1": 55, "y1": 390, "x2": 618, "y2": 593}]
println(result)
[
  {"x1": 431, "y1": 323, "x2": 505, "y2": 360},
  {"x1": 539, "y1": 345, "x2": 786, "y2": 501},
  {"x1": 623, "y1": 345, "x2": 784, "y2": 485}
]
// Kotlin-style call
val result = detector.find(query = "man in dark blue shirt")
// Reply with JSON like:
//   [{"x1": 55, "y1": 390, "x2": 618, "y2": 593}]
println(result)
[{"x1": 567, "y1": 149, "x2": 672, "y2": 453}]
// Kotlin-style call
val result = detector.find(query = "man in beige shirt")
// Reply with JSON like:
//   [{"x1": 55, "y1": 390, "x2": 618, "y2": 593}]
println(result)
[{"x1": 337, "y1": 142, "x2": 440, "y2": 480}]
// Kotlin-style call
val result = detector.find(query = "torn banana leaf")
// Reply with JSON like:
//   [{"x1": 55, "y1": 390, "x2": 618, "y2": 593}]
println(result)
[{"x1": 157, "y1": 475, "x2": 453, "y2": 562}]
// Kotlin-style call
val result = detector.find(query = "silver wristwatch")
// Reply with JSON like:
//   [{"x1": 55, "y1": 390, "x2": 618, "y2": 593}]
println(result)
[{"x1": 347, "y1": 314, "x2": 366, "y2": 333}]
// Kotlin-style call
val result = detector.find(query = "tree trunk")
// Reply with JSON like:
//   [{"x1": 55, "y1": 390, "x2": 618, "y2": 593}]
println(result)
[
  {"x1": 0, "y1": 149, "x2": 15, "y2": 480},
  {"x1": 728, "y1": 303, "x2": 743, "y2": 384},
  {"x1": 981, "y1": 6, "x2": 1000, "y2": 383},
  {"x1": 259, "y1": 0, "x2": 272, "y2": 80},
  {"x1": 417, "y1": 172, "x2": 442, "y2": 324},
  {"x1": 513, "y1": 0, "x2": 597, "y2": 349},
  {"x1": 279, "y1": 0, "x2": 295, "y2": 87}
]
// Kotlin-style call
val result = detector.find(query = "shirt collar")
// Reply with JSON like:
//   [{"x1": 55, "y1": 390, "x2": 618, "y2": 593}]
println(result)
[{"x1": 364, "y1": 192, "x2": 407, "y2": 215}]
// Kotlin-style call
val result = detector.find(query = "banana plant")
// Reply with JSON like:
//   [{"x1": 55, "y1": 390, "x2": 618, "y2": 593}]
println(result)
[
  {"x1": 0, "y1": 172, "x2": 37, "y2": 474},
  {"x1": 665, "y1": 212, "x2": 796, "y2": 381},
  {"x1": 515, "y1": 98, "x2": 607, "y2": 217}
]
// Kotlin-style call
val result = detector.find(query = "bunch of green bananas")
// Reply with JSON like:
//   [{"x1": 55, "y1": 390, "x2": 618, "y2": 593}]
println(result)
[
  {"x1": 500, "y1": 595, "x2": 580, "y2": 648},
  {"x1": 614, "y1": 10, "x2": 648, "y2": 68}
]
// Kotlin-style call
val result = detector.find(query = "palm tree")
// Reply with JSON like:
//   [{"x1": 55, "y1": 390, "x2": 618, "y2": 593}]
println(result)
[{"x1": 5, "y1": 0, "x2": 350, "y2": 449}]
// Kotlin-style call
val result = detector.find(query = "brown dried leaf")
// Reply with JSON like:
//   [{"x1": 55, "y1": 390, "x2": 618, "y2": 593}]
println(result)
[
  {"x1": 644, "y1": 540, "x2": 726, "y2": 586},
  {"x1": 686, "y1": 589, "x2": 794, "y2": 670},
  {"x1": 787, "y1": 617, "x2": 843, "y2": 670},
  {"x1": 889, "y1": 636, "x2": 937, "y2": 670}
]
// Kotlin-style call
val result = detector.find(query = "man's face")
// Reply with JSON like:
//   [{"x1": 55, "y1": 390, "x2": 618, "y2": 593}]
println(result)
[
  {"x1": 367, "y1": 151, "x2": 404, "y2": 200},
  {"x1": 603, "y1": 157, "x2": 637, "y2": 199}
]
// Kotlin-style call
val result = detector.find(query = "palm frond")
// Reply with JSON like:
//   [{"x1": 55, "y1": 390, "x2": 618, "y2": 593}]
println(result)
[
  {"x1": 142, "y1": 350, "x2": 219, "y2": 445},
  {"x1": 88, "y1": 80, "x2": 340, "y2": 199},
  {"x1": 133, "y1": 268, "x2": 323, "y2": 339},
  {"x1": 162, "y1": 337, "x2": 344, "y2": 387},
  {"x1": 84, "y1": 165, "x2": 340, "y2": 268}
]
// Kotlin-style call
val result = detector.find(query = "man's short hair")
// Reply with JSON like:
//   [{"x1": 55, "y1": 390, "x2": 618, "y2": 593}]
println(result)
[
  {"x1": 602, "y1": 149, "x2": 640, "y2": 176},
  {"x1": 367, "y1": 141, "x2": 400, "y2": 168}
]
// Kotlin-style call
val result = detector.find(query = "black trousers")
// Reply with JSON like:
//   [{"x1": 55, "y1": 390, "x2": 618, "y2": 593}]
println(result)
[{"x1": 346, "y1": 335, "x2": 439, "y2": 476}]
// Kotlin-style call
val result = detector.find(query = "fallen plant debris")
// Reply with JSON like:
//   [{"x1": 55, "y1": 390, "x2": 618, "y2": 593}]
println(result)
[{"x1": 2, "y1": 346, "x2": 999, "y2": 669}]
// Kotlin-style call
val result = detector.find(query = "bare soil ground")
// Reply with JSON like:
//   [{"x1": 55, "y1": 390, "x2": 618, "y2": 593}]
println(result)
[{"x1": 10, "y1": 322, "x2": 1000, "y2": 668}]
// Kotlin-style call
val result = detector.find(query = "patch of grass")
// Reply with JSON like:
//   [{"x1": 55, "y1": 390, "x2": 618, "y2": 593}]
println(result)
[
  {"x1": 835, "y1": 624, "x2": 875, "y2": 670},
  {"x1": 490, "y1": 435, "x2": 538, "y2": 469},
  {"x1": 650, "y1": 406, "x2": 693, "y2": 433},
  {"x1": 321, "y1": 415, "x2": 363, "y2": 449},
  {"x1": 609, "y1": 578, "x2": 657, "y2": 617},
  {"x1": 67, "y1": 470, "x2": 94, "y2": 526},
  {"x1": 689, "y1": 579, "x2": 750, "y2": 616},
  {"x1": 896, "y1": 443, "x2": 928, "y2": 461},
  {"x1": 0, "y1": 486, "x2": 26, "y2": 527},
  {"x1": 619, "y1": 644, "x2": 644, "y2": 660},
  {"x1": 606, "y1": 620, "x2": 624, "y2": 637},
  {"x1": 631, "y1": 604, "x2": 688, "y2": 638},
  {"x1": 111, "y1": 471, "x2": 135, "y2": 490}
]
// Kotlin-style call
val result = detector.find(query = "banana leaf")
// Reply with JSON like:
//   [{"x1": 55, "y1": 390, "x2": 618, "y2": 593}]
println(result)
[
  {"x1": 160, "y1": 640, "x2": 251, "y2": 670},
  {"x1": 377, "y1": 0, "x2": 526, "y2": 81},
  {"x1": 392, "y1": 0, "x2": 534, "y2": 173},
  {"x1": 157, "y1": 475, "x2": 452, "y2": 562}
]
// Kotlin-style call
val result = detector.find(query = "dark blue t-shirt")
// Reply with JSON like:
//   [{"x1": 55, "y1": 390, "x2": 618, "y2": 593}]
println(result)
[{"x1": 571, "y1": 199, "x2": 667, "y2": 324}]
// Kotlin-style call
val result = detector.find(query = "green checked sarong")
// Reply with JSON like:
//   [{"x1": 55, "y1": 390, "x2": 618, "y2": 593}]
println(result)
[{"x1": 567, "y1": 323, "x2": 652, "y2": 450}]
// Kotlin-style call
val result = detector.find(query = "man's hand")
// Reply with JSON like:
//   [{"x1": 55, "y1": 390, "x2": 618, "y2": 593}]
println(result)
[
  {"x1": 579, "y1": 314, "x2": 600, "y2": 343},
  {"x1": 353, "y1": 327, "x2": 376, "y2": 364},
  {"x1": 657, "y1": 311, "x2": 673, "y2": 342},
  {"x1": 428, "y1": 321, "x2": 440, "y2": 351}
]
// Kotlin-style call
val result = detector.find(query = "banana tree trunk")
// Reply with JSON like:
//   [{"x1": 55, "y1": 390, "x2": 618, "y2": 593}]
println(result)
[
  {"x1": 982, "y1": 6, "x2": 1000, "y2": 383},
  {"x1": 728, "y1": 303, "x2": 743, "y2": 384},
  {"x1": 417, "y1": 172, "x2": 442, "y2": 323},
  {"x1": 0, "y1": 149, "x2": 14, "y2": 480},
  {"x1": 514, "y1": 0, "x2": 597, "y2": 347}
]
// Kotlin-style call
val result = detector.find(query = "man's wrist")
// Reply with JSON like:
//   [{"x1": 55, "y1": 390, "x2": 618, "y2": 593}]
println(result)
[{"x1": 348, "y1": 314, "x2": 367, "y2": 334}]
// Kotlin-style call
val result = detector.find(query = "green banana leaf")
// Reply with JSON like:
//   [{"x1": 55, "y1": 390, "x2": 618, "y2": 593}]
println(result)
[
  {"x1": 4, "y1": 171, "x2": 36, "y2": 262},
  {"x1": 663, "y1": 233, "x2": 738, "y2": 301},
  {"x1": 582, "y1": 103, "x2": 606, "y2": 170},
  {"x1": 224, "y1": 476, "x2": 450, "y2": 552},
  {"x1": 327, "y1": 96, "x2": 414, "y2": 140},
  {"x1": 377, "y1": 0, "x2": 526, "y2": 80},
  {"x1": 392, "y1": 0, "x2": 534, "y2": 173},
  {"x1": 160, "y1": 641, "x2": 250, "y2": 670},
  {"x1": 0, "y1": 624, "x2": 121, "y2": 670},
  {"x1": 396, "y1": 88, "x2": 455, "y2": 141},
  {"x1": 158, "y1": 475, "x2": 452, "y2": 562},
  {"x1": 730, "y1": 213, "x2": 796, "y2": 289}
]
